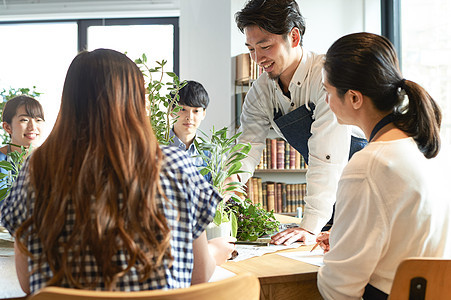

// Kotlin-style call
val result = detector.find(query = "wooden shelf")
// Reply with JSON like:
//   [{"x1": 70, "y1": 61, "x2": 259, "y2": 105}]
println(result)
[{"x1": 254, "y1": 169, "x2": 307, "y2": 174}]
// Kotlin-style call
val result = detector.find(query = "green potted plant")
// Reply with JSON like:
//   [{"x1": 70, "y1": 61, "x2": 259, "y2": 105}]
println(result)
[
  {"x1": 194, "y1": 127, "x2": 251, "y2": 239},
  {"x1": 0, "y1": 145, "x2": 31, "y2": 201},
  {"x1": 227, "y1": 199, "x2": 280, "y2": 241},
  {"x1": 134, "y1": 54, "x2": 278, "y2": 241},
  {"x1": 134, "y1": 54, "x2": 185, "y2": 145}
]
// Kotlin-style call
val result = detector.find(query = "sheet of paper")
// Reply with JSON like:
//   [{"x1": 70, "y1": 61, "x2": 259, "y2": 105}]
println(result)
[
  {"x1": 209, "y1": 266, "x2": 236, "y2": 282},
  {"x1": 277, "y1": 249, "x2": 325, "y2": 267},
  {"x1": 231, "y1": 243, "x2": 301, "y2": 262}
]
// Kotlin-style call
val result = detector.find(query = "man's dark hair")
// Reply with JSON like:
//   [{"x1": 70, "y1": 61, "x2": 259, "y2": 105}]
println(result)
[
  {"x1": 235, "y1": 0, "x2": 306, "y2": 44},
  {"x1": 177, "y1": 80, "x2": 210, "y2": 109}
]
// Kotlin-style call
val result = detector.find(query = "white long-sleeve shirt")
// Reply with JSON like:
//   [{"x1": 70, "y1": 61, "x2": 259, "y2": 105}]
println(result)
[
  {"x1": 317, "y1": 138, "x2": 451, "y2": 300},
  {"x1": 237, "y1": 49, "x2": 354, "y2": 234}
]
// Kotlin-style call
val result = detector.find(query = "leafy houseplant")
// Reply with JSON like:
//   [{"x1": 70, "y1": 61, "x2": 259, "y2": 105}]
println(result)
[
  {"x1": 0, "y1": 145, "x2": 31, "y2": 201},
  {"x1": 134, "y1": 54, "x2": 278, "y2": 241},
  {"x1": 227, "y1": 199, "x2": 280, "y2": 241},
  {"x1": 134, "y1": 54, "x2": 185, "y2": 145},
  {"x1": 194, "y1": 127, "x2": 251, "y2": 237}
]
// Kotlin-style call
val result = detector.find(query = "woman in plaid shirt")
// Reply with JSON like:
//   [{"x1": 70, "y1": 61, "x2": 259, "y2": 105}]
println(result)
[{"x1": 0, "y1": 49, "x2": 222, "y2": 294}]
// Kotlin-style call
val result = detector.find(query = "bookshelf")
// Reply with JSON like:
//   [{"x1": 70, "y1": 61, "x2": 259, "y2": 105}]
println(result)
[
  {"x1": 234, "y1": 53, "x2": 260, "y2": 129},
  {"x1": 234, "y1": 53, "x2": 307, "y2": 216},
  {"x1": 247, "y1": 135, "x2": 307, "y2": 216}
]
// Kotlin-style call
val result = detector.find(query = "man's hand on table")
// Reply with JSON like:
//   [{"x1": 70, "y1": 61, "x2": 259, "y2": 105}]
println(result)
[{"x1": 270, "y1": 227, "x2": 316, "y2": 246}]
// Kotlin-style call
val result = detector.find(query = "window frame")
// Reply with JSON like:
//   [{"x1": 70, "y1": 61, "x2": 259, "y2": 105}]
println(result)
[
  {"x1": 0, "y1": 17, "x2": 180, "y2": 75},
  {"x1": 380, "y1": 0, "x2": 402, "y2": 66}
]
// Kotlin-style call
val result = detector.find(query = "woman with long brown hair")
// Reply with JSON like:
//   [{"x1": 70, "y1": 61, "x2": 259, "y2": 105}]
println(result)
[
  {"x1": 0, "y1": 49, "x2": 220, "y2": 294},
  {"x1": 316, "y1": 32, "x2": 451, "y2": 299}
]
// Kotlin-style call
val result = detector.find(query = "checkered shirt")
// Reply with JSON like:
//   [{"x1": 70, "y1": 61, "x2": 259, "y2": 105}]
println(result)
[{"x1": 0, "y1": 146, "x2": 220, "y2": 293}]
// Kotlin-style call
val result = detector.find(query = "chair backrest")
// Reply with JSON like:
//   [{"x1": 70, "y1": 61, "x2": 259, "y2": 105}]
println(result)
[
  {"x1": 389, "y1": 257, "x2": 451, "y2": 300},
  {"x1": 28, "y1": 272, "x2": 260, "y2": 300}
]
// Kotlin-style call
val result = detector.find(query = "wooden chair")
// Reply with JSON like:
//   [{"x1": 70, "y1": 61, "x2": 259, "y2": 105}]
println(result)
[
  {"x1": 27, "y1": 272, "x2": 260, "y2": 300},
  {"x1": 389, "y1": 257, "x2": 451, "y2": 300}
]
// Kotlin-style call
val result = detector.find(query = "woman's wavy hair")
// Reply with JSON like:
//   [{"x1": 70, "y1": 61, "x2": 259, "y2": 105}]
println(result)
[
  {"x1": 324, "y1": 32, "x2": 441, "y2": 158},
  {"x1": 15, "y1": 49, "x2": 172, "y2": 289}
]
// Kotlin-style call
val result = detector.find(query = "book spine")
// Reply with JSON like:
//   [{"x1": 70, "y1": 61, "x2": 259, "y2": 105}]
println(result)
[
  {"x1": 284, "y1": 141, "x2": 290, "y2": 169},
  {"x1": 253, "y1": 177, "x2": 259, "y2": 206},
  {"x1": 276, "y1": 140, "x2": 285, "y2": 169},
  {"x1": 276, "y1": 183, "x2": 283, "y2": 213},
  {"x1": 266, "y1": 182, "x2": 275, "y2": 212},
  {"x1": 281, "y1": 183, "x2": 287, "y2": 213},
  {"x1": 289, "y1": 145, "x2": 296, "y2": 169},
  {"x1": 271, "y1": 139, "x2": 277, "y2": 169},
  {"x1": 266, "y1": 138, "x2": 271, "y2": 170},
  {"x1": 257, "y1": 177, "x2": 263, "y2": 207},
  {"x1": 235, "y1": 53, "x2": 250, "y2": 83},
  {"x1": 295, "y1": 149, "x2": 301, "y2": 169},
  {"x1": 286, "y1": 184, "x2": 292, "y2": 213}
]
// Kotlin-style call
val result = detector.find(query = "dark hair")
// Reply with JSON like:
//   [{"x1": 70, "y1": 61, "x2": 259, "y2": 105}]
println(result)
[
  {"x1": 235, "y1": 0, "x2": 306, "y2": 44},
  {"x1": 2, "y1": 95, "x2": 45, "y2": 124},
  {"x1": 324, "y1": 32, "x2": 441, "y2": 158},
  {"x1": 178, "y1": 80, "x2": 210, "y2": 109}
]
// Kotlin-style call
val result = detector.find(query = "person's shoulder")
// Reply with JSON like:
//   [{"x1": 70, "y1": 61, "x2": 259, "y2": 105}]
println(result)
[
  {"x1": 344, "y1": 138, "x2": 419, "y2": 177},
  {"x1": 0, "y1": 146, "x2": 7, "y2": 158},
  {"x1": 304, "y1": 48, "x2": 325, "y2": 60},
  {"x1": 251, "y1": 72, "x2": 272, "y2": 92},
  {"x1": 304, "y1": 49, "x2": 325, "y2": 72},
  {"x1": 161, "y1": 145, "x2": 190, "y2": 165}
]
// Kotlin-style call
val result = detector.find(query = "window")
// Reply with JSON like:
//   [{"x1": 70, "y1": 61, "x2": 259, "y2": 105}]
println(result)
[
  {"x1": 0, "y1": 17, "x2": 179, "y2": 136},
  {"x1": 0, "y1": 22, "x2": 77, "y2": 130},
  {"x1": 400, "y1": 0, "x2": 451, "y2": 148}
]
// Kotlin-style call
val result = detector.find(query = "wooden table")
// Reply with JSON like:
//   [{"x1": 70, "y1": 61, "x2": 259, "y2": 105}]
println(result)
[
  {"x1": 1, "y1": 215, "x2": 322, "y2": 300},
  {"x1": 221, "y1": 214, "x2": 322, "y2": 300},
  {"x1": 0, "y1": 227, "x2": 26, "y2": 300},
  {"x1": 222, "y1": 245, "x2": 322, "y2": 300}
]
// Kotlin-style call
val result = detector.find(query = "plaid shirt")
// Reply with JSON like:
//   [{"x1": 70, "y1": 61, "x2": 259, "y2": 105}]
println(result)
[{"x1": 0, "y1": 146, "x2": 220, "y2": 293}]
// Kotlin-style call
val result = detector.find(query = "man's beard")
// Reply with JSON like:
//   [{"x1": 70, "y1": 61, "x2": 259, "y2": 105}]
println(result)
[{"x1": 267, "y1": 70, "x2": 281, "y2": 80}]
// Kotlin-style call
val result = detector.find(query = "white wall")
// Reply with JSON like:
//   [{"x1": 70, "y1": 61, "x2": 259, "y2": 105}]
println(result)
[
  {"x1": 179, "y1": 0, "x2": 234, "y2": 133},
  {"x1": 181, "y1": 0, "x2": 381, "y2": 133},
  {"x1": 0, "y1": 0, "x2": 381, "y2": 135}
]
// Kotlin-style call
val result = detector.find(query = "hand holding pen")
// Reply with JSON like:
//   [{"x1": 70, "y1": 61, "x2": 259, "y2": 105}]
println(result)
[{"x1": 310, "y1": 229, "x2": 331, "y2": 253}]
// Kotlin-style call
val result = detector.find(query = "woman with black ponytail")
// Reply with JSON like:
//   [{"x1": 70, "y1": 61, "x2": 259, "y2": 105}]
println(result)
[{"x1": 316, "y1": 32, "x2": 451, "y2": 300}]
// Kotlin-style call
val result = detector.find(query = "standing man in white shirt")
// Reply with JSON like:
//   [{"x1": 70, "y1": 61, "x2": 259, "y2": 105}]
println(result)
[{"x1": 234, "y1": 0, "x2": 366, "y2": 245}]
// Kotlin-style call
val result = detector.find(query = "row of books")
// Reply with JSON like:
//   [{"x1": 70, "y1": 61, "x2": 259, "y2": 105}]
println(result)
[
  {"x1": 246, "y1": 177, "x2": 306, "y2": 215},
  {"x1": 256, "y1": 138, "x2": 307, "y2": 170},
  {"x1": 235, "y1": 53, "x2": 263, "y2": 84}
]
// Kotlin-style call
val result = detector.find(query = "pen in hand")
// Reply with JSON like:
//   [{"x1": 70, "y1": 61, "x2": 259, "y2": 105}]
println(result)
[
  {"x1": 310, "y1": 241, "x2": 320, "y2": 252},
  {"x1": 310, "y1": 229, "x2": 331, "y2": 252}
]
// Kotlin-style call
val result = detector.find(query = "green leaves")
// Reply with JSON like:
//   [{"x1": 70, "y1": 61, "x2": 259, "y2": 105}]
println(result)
[
  {"x1": 134, "y1": 53, "x2": 186, "y2": 145},
  {"x1": 194, "y1": 126, "x2": 251, "y2": 234},
  {"x1": 0, "y1": 145, "x2": 30, "y2": 202},
  {"x1": 194, "y1": 127, "x2": 251, "y2": 200},
  {"x1": 227, "y1": 199, "x2": 280, "y2": 241}
]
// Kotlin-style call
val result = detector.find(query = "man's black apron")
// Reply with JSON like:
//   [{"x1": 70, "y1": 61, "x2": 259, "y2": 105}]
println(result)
[{"x1": 273, "y1": 103, "x2": 367, "y2": 230}]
